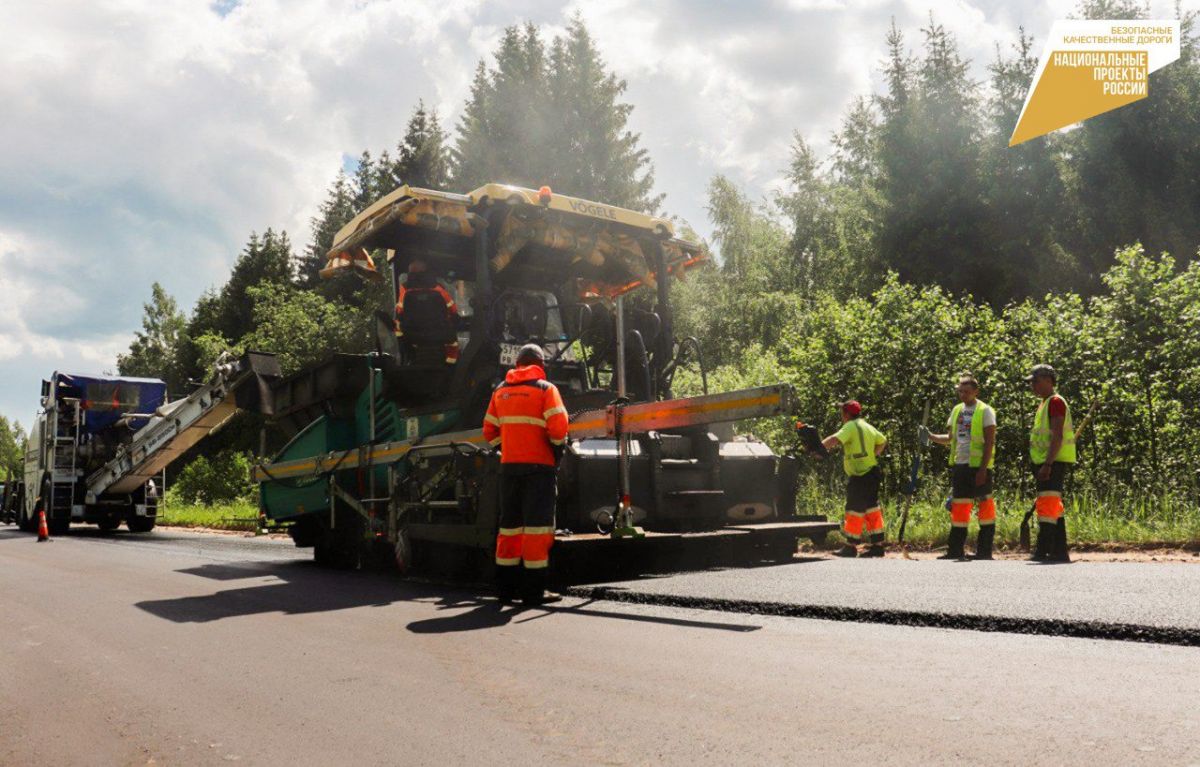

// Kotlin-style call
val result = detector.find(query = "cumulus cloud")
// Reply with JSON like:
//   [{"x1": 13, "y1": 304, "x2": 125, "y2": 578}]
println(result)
[{"x1": 0, "y1": 0, "x2": 1172, "y2": 419}]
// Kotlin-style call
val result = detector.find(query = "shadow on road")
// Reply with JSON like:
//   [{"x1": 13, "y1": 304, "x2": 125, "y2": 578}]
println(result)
[
  {"x1": 137, "y1": 559, "x2": 764, "y2": 634},
  {"x1": 136, "y1": 559, "x2": 443, "y2": 623},
  {"x1": 404, "y1": 594, "x2": 761, "y2": 634}
]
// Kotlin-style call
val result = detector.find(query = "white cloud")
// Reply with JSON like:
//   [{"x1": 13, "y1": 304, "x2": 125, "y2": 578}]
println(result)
[{"x1": 3, "y1": 0, "x2": 1180, "y2": 420}]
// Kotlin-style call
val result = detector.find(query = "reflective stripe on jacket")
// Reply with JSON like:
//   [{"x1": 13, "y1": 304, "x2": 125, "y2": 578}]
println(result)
[
  {"x1": 838, "y1": 418, "x2": 885, "y2": 477},
  {"x1": 483, "y1": 364, "x2": 569, "y2": 466},
  {"x1": 1030, "y1": 395, "x2": 1075, "y2": 464},
  {"x1": 394, "y1": 282, "x2": 458, "y2": 337}
]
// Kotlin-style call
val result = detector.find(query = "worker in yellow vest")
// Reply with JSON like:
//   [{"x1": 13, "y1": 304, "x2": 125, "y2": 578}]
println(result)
[
  {"x1": 1028, "y1": 364, "x2": 1073, "y2": 563},
  {"x1": 923, "y1": 373, "x2": 997, "y2": 560},
  {"x1": 821, "y1": 400, "x2": 888, "y2": 557}
]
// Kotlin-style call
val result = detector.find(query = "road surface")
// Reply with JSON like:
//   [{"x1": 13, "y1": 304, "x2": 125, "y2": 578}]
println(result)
[{"x1": 1, "y1": 527, "x2": 1198, "y2": 766}]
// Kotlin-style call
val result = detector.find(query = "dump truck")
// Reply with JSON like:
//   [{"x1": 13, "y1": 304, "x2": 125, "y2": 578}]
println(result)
[
  {"x1": 253, "y1": 183, "x2": 836, "y2": 577},
  {"x1": 7, "y1": 352, "x2": 278, "y2": 535}
]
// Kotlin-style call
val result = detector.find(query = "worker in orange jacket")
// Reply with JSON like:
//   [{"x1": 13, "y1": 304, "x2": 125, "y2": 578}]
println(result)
[
  {"x1": 395, "y1": 258, "x2": 460, "y2": 365},
  {"x1": 483, "y1": 344, "x2": 569, "y2": 606}
]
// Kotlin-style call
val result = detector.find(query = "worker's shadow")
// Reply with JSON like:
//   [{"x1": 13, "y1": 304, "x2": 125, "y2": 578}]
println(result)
[
  {"x1": 405, "y1": 596, "x2": 761, "y2": 634},
  {"x1": 404, "y1": 595, "x2": 517, "y2": 633}
]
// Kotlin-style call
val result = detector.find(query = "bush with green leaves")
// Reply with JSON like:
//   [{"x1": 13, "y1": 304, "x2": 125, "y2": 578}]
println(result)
[
  {"x1": 171, "y1": 451, "x2": 255, "y2": 506},
  {"x1": 675, "y1": 244, "x2": 1200, "y2": 510}
]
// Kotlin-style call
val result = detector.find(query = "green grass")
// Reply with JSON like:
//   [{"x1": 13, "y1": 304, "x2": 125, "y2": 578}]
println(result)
[
  {"x1": 156, "y1": 499, "x2": 261, "y2": 532},
  {"x1": 796, "y1": 480, "x2": 1200, "y2": 550},
  {"x1": 156, "y1": 484, "x2": 1200, "y2": 547}
]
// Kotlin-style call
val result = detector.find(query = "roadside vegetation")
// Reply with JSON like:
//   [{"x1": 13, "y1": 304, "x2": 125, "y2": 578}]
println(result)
[{"x1": 157, "y1": 492, "x2": 260, "y2": 532}]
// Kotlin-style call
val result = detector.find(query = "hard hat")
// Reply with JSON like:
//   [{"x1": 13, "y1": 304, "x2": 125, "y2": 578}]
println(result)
[
  {"x1": 1026, "y1": 364, "x2": 1057, "y2": 383},
  {"x1": 516, "y1": 343, "x2": 546, "y2": 366}
]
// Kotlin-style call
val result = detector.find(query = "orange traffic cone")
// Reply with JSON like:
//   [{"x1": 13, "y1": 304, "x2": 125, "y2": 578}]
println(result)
[{"x1": 37, "y1": 509, "x2": 50, "y2": 542}]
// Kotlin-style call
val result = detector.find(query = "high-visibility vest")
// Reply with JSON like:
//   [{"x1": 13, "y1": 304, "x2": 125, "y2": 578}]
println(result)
[
  {"x1": 840, "y1": 418, "x2": 884, "y2": 476},
  {"x1": 1030, "y1": 395, "x2": 1075, "y2": 464},
  {"x1": 947, "y1": 400, "x2": 996, "y2": 468},
  {"x1": 483, "y1": 364, "x2": 569, "y2": 466}
]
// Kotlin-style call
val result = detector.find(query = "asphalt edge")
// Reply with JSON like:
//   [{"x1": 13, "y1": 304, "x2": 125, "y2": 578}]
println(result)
[{"x1": 564, "y1": 586, "x2": 1200, "y2": 648}]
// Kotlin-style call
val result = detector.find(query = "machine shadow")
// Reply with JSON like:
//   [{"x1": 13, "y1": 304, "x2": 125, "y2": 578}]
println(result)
[
  {"x1": 559, "y1": 553, "x2": 829, "y2": 587},
  {"x1": 137, "y1": 558, "x2": 766, "y2": 634},
  {"x1": 136, "y1": 559, "x2": 448, "y2": 623}
]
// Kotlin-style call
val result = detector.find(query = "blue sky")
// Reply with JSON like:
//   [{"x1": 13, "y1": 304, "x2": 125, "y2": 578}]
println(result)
[{"x1": 0, "y1": 0, "x2": 1179, "y2": 425}]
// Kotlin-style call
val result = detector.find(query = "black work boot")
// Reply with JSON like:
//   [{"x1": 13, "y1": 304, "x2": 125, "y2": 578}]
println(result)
[
  {"x1": 1030, "y1": 522, "x2": 1054, "y2": 561},
  {"x1": 495, "y1": 564, "x2": 520, "y2": 605},
  {"x1": 1048, "y1": 516, "x2": 1071, "y2": 563},
  {"x1": 973, "y1": 526, "x2": 995, "y2": 560},
  {"x1": 521, "y1": 568, "x2": 562, "y2": 607},
  {"x1": 862, "y1": 543, "x2": 885, "y2": 558},
  {"x1": 937, "y1": 527, "x2": 968, "y2": 560},
  {"x1": 834, "y1": 543, "x2": 858, "y2": 558}
]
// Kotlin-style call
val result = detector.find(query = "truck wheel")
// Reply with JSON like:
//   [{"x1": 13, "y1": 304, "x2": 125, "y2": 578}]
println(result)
[
  {"x1": 314, "y1": 525, "x2": 360, "y2": 569},
  {"x1": 17, "y1": 506, "x2": 37, "y2": 533},
  {"x1": 97, "y1": 518, "x2": 121, "y2": 532},
  {"x1": 766, "y1": 536, "x2": 798, "y2": 563},
  {"x1": 127, "y1": 517, "x2": 156, "y2": 533},
  {"x1": 49, "y1": 517, "x2": 71, "y2": 536},
  {"x1": 393, "y1": 527, "x2": 412, "y2": 574}
]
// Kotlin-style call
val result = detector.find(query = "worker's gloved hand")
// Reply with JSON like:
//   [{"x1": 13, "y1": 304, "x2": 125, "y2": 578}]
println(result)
[
  {"x1": 794, "y1": 422, "x2": 828, "y2": 459},
  {"x1": 552, "y1": 443, "x2": 566, "y2": 466},
  {"x1": 917, "y1": 425, "x2": 930, "y2": 446}
]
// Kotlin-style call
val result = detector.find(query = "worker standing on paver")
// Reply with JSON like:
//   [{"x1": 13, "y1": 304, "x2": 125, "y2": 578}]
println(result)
[
  {"x1": 483, "y1": 344, "x2": 570, "y2": 605},
  {"x1": 821, "y1": 401, "x2": 888, "y2": 558},
  {"x1": 395, "y1": 258, "x2": 460, "y2": 365},
  {"x1": 923, "y1": 373, "x2": 997, "y2": 560},
  {"x1": 1028, "y1": 364, "x2": 1073, "y2": 563}
]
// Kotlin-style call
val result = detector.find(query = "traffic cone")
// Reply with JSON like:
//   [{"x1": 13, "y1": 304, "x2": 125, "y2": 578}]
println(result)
[{"x1": 37, "y1": 509, "x2": 50, "y2": 542}]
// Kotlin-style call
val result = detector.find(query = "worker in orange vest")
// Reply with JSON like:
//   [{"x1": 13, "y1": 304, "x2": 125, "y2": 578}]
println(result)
[
  {"x1": 483, "y1": 344, "x2": 570, "y2": 606},
  {"x1": 395, "y1": 258, "x2": 460, "y2": 365}
]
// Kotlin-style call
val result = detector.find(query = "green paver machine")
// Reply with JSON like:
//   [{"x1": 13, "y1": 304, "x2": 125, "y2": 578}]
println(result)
[{"x1": 253, "y1": 183, "x2": 836, "y2": 575}]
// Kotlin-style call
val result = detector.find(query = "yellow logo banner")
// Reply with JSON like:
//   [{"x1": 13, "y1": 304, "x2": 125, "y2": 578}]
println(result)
[{"x1": 1010, "y1": 20, "x2": 1180, "y2": 146}]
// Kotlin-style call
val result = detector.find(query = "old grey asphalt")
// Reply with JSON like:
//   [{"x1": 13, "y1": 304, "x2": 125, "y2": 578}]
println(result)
[{"x1": 2, "y1": 526, "x2": 1199, "y2": 766}]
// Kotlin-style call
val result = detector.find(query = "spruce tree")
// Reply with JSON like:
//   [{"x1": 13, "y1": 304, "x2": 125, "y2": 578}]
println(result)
[
  {"x1": 203, "y1": 229, "x2": 295, "y2": 342},
  {"x1": 452, "y1": 18, "x2": 660, "y2": 211},
  {"x1": 1062, "y1": 0, "x2": 1200, "y2": 278},
  {"x1": 394, "y1": 101, "x2": 450, "y2": 190},
  {"x1": 546, "y1": 17, "x2": 659, "y2": 210},
  {"x1": 299, "y1": 170, "x2": 356, "y2": 287}
]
